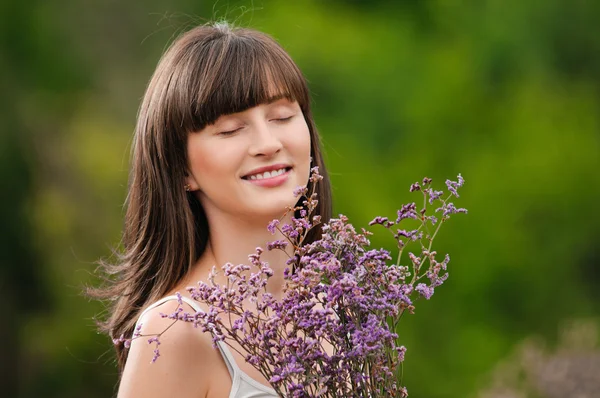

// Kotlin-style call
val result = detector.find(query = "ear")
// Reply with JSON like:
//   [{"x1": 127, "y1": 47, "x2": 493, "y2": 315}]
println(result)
[{"x1": 184, "y1": 172, "x2": 201, "y2": 192}]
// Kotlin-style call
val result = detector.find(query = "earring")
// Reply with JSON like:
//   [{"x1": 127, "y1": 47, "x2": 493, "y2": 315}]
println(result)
[{"x1": 184, "y1": 184, "x2": 191, "y2": 192}]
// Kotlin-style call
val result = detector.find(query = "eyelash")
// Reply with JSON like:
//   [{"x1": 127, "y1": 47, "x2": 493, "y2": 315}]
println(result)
[
  {"x1": 218, "y1": 116, "x2": 294, "y2": 136},
  {"x1": 219, "y1": 128, "x2": 242, "y2": 137}
]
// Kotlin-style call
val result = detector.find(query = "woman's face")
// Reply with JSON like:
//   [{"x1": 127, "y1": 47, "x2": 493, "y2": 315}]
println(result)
[{"x1": 186, "y1": 98, "x2": 312, "y2": 221}]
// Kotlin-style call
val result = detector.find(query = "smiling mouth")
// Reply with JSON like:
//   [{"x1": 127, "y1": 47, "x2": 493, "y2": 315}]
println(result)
[{"x1": 242, "y1": 167, "x2": 292, "y2": 181}]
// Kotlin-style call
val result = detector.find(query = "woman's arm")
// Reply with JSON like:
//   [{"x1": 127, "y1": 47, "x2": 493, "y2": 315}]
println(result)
[{"x1": 117, "y1": 300, "x2": 213, "y2": 398}]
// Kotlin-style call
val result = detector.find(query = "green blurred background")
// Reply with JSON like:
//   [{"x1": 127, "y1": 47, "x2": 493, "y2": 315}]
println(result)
[{"x1": 2, "y1": 0, "x2": 599, "y2": 397}]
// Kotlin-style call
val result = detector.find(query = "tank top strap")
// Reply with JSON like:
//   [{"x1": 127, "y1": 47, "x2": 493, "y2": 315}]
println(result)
[
  {"x1": 133, "y1": 294, "x2": 204, "y2": 333},
  {"x1": 215, "y1": 340, "x2": 240, "y2": 379},
  {"x1": 177, "y1": 295, "x2": 204, "y2": 313}
]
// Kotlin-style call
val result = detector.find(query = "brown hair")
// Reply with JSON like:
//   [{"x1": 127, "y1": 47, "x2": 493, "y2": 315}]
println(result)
[{"x1": 91, "y1": 21, "x2": 332, "y2": 370}]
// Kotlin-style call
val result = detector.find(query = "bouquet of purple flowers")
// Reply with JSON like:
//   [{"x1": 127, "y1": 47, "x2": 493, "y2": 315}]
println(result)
[{"x1": 127, "y1": 169, "x2": 466, "y2": 397}]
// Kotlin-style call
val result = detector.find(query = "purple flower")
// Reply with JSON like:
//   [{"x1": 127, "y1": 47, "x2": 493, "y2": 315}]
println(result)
[
  {"x1": 397, "y1": 346, "x2": 407, "y2": 362},
  {"x1": 446, "y1": 174, "x2": 465, "y2": 197},
  {"x1": 368, "y1": 216, "x2": 394, "y2": 228},
  {"x1": 112, "y1": 333, "x2": 132, "y2": 348},
  {"x1": 153, "y1": 170, "x2": 467, "y2": 397},
  {"x1": 396, "y1": 203, "x2": 418, "y2": 223},
  {"x1": 267, "y1": 239, "x2": 289, "y2": 251},
  {"x1": 309, "y1": 166, "x2": 323, "y2": 183},
  {"x1": 268, "y1": 219, "x2": 280, "y2": 234},
  {"x1": 436, "y1": 202, "x2": 468, "y2": 217},
  {"x1": 415, "y1": 283, "x2": 434, "y2": 300},
  {"x1": 395, "y1": 229, "x2": 422, "y2": 241},
  {"x1": 426, "y1": 188, "x2": 444, "y2": 204},
  {"x1": 293, "y1": 185, "x2": 308, "y2": 197}
]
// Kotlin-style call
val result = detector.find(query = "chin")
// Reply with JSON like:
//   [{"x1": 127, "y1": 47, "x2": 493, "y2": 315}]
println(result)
[{"x1": 252, "y1": 197, "x2": 298, "y2": 220}]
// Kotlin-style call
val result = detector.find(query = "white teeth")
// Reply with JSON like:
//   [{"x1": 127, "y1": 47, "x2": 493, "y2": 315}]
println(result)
[{"x1": 247, "y1": 168, "x2": 287, "y2": 180}]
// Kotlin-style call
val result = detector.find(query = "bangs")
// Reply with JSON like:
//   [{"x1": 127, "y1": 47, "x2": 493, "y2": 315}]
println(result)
[{"x1": 183, "y1": 31, "x2": 310, "y2": 132}]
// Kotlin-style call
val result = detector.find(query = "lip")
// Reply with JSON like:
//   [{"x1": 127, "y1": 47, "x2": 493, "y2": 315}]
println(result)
[
  {"x1": 242, "y1": 163, "x2": 292, "y2": 179},
  {"x1": 242, "y1": 163, "x2": 292, "y2": 188}
]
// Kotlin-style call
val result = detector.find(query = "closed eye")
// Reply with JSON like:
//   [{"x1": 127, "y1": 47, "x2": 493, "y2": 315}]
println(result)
[
  {"x1": 218, "y1": 127, "x2": 242, "y2": 137},
  {"x1": 274, "y1": 116, "x2": 294, "y2": 122}
]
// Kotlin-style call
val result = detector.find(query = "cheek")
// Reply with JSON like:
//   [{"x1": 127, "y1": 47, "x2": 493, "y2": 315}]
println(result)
[
  {"x1": 187, "y1": 142, "x2": 210, "y2": 176},
  {"x1": 187, "y1": 138, "x2": 231, "y2": 185},
  {"x1": 289, "y1": 121, "x2": 312, "y2": 185},
  {"x1": 290, "y1": 119, "x2": 312, "y2": 159}
]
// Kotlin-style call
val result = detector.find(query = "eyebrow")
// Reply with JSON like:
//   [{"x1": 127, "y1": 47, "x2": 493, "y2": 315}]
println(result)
[{"x1": 263, "y1": 94, "x2": 294, "y2": 105}]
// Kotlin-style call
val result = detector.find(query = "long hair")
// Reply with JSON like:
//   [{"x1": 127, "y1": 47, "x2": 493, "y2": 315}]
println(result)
[{"x1": 91, "y1": 22, "x2": 332, "y2": 370}]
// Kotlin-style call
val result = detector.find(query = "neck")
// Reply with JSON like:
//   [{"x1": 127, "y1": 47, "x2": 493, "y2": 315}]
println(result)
[{"x1": 187, "y1": 209, "x2": 295, "y2": 300}]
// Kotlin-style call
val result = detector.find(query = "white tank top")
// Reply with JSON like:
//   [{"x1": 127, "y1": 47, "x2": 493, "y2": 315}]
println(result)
[{"x1": 135, "y1": 295, "x2": 279, "y2": 398}]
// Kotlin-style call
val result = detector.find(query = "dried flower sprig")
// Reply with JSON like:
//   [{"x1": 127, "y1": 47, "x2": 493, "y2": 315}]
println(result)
[{"x1": 116, "y1": 168, "x2": 467, "y2": 397}]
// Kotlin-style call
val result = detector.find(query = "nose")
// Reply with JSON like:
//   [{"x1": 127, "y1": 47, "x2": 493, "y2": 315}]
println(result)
[{"x1": 248, "y1": 121, "x2": 283, "y2": 157}]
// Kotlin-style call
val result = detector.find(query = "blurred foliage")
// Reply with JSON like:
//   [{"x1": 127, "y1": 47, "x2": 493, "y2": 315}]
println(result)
[
  {"x1": 2, "y1": 0, "x2": 599, "y2": 397},
  {"x1": 479, "y1": 318, "x2": 600, "y2": 398}
]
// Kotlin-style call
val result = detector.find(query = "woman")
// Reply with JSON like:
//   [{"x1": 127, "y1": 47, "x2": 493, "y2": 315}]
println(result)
[{"x1": 94, "y1": 21, "x2": 332, "y2": 397}]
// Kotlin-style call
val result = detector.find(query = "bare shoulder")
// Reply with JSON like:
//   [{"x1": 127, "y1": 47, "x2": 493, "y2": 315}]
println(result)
[{"x1": 117, "y1": 300, "x2": 218, "y2": 398}]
